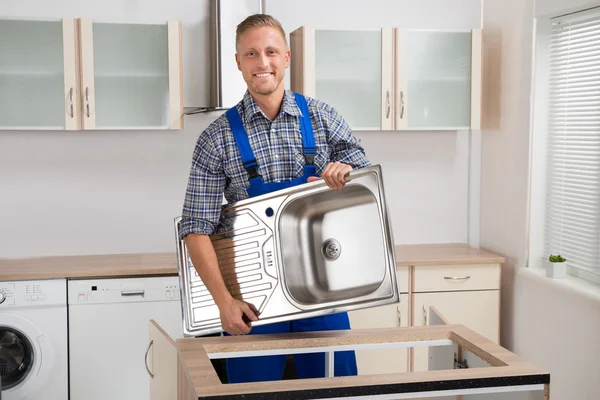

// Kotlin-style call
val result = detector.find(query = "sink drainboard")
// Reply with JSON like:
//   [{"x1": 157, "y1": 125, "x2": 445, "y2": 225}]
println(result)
[{"x1": 176, "y1": 209, "x2": 278, "y2": 335}]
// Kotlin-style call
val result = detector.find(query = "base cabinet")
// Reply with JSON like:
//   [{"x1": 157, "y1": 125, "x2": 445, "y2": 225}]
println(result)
[
  {"x1": 349, "y1": 263, "x2": 501, "y2": 374},
  {"x1": 348, "y1": 293, "x2": 410, "y2": 374},
  {"x1": 412, "y1": 290, "x2": 500, "y2": 372},
  {"x1": 149, "y1": 320, "x2": 178, "y2": 400}
]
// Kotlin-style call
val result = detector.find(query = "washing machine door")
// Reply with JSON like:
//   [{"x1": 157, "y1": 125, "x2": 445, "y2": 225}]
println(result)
[
  {"x1": 0, "y1": 329, "x2": 34, "y2": 390},
  {"x1": 0, "y1": 313, "x2": 50, "y2": 397}
]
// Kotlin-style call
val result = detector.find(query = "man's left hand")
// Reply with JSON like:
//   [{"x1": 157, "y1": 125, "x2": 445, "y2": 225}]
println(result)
[{"x1": 307, "y1": 161, "x2": 352, "y2": 190}]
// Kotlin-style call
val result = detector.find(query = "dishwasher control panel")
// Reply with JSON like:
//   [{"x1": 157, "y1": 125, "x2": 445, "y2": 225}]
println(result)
[{"x1": 67, "y1": 276, "x2": 181, "y2": 305}]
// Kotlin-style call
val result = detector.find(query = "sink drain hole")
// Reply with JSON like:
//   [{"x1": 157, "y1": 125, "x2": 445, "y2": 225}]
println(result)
[{"x1": 322, "y1": 239, "x2": 341, "y2": 261}]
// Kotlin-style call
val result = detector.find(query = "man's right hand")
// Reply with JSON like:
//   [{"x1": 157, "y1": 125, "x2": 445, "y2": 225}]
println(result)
[{"x1": 219, "y1": 297, "x2": 260, "y2": 335}]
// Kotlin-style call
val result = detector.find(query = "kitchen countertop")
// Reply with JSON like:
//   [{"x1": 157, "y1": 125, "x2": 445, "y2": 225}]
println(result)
[
  {"x1": 0, "y1": 243, "x2": 505, "y2": 281},
  {"x1": 394, "y1": 243, "x2": 505, "y2": 266},
  {"x1": 0, "y1": 252, "x2": 178, "y2": 281}
]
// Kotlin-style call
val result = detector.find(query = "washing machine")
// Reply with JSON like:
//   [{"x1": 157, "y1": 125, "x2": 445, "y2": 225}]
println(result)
[{"x1": 0, "y1": 279, "x2": 68, "y2": 400}]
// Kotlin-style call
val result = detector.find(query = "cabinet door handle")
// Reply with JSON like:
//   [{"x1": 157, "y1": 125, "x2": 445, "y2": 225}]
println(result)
[
  {"x1": 444, "y1": 276, "x2": 471, "y2": 281},
  {"x1": 386, "y1": 90, "x2": 391, "y2": 119},
  {"x1": 423, "y1": 305, "x2": 427, "y2": 326},
  {"x1": 145, "y1": 340, "x2": 154, "y2": 378},
  {"x1": 400, "y1": 90, "x2": 405, "y2": 119},
  {"x1": 396, "y1": 306, "x2": 401, "y2": 327},
  {"x1": 85, "y1": 87, "x2": 90, "y2": 118},
  {"x1": 68, "y1": 87, "x2": 74, "y2": 118}
]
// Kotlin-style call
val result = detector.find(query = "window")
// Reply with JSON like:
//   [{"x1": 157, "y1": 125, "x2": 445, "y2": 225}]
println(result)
[{"x1": 543, "y1": 6, "x2": 600, "y2": 284}]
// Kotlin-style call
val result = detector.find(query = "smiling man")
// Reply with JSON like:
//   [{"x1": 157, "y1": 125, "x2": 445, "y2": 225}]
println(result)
[{"x1": 179, "y1": 14, "x2": 371, "y2": 383}]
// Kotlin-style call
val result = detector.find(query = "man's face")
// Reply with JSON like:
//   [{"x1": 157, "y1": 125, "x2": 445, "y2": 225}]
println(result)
[{"x1": 236, "y1": 26, "x2": 290, "y2": 97}]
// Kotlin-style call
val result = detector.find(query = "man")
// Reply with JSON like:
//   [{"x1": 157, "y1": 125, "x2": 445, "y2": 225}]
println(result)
[{"x1": 179, "y1": 13, "x2": 371, "y2": 383}]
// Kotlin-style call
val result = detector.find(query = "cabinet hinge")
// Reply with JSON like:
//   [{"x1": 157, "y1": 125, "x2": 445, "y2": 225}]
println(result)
[{"x1": 454, "y1": 352, "x2": 469, "y2": 369}]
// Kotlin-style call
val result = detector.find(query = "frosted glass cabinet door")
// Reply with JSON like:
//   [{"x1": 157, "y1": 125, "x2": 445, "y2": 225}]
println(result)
[
  {"x1": 396, "y1": 29, "x2": 481, "y2": 130},
  {"x1": 78, "y1": 19, "x2": 182, "y2": 130},
  {"x1": 0, "y1": 18, "x2": 78, "y2": 130},
  {"x1": 290, "y1": 28, "x2": 393, "y2": 131}
]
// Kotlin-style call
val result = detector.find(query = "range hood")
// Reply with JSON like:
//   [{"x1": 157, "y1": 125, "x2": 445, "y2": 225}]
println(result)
[{"x1": 185, "y1": 0, "x2": 264, "y2": 115}]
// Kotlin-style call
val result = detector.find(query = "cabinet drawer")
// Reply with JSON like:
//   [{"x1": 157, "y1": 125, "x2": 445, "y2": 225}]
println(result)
[
  {"x1": 413, "y1": 263, "x2": 500, "y2": 292},
  {"x1": 396, "y1": 265, "x2": 409, "y2": 293}
]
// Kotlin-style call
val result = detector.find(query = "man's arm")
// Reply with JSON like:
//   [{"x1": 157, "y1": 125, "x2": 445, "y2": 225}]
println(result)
[{"x1": 179, "y1": 129, "x2": 258, "y2": 335}]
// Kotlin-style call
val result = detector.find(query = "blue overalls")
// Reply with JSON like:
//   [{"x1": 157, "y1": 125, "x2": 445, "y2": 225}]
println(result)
[{"x1": 223, "y1": 92, "x2": 358, "y2": 383}]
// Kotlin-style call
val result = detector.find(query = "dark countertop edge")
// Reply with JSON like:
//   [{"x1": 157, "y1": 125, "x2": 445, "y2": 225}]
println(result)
[{"x1": 197, "y1": 374, "x2": 550, "y2": 400}]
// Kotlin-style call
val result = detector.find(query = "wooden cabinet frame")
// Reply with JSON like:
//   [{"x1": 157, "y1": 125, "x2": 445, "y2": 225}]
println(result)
[
  {"x1": 160, "y1": 320, "x2": 550, "y2": 399},
  {"x1": 62, "y1": 18, "x2": 81, "y2": 130}
]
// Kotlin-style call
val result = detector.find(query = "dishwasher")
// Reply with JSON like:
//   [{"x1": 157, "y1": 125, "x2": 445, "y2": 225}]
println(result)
[{"x1": 67, "y1": 276, "x2": 183, "y2": 400}]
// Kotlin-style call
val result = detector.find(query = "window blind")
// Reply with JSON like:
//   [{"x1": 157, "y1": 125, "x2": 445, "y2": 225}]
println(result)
[{"x1": 545, "y1": 7, "x2": 600, "y2": 282}]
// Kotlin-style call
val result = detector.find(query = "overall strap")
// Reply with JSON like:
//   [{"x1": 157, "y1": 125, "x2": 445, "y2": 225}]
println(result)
[
  {"x1": 293, "y1": 92, "x2": 316, "y2": 166},
  {"x1": 225, "y1": 106, "x2": 260, "y2": 179}
]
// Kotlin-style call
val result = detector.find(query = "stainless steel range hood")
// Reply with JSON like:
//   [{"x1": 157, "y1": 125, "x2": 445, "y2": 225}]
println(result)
[{"x1": 184, "y1": 0, "x2": 264, "y2": 115}]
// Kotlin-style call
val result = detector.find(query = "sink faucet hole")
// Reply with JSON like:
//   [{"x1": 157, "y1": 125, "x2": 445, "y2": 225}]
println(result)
[{"x1": 265, "y1": 207, "x2": 274, "y2": 217}]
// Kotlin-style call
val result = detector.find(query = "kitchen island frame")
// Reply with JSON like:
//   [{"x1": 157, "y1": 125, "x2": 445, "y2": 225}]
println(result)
[{"x1": 168, "y1": 313, "x2": 550, "y2": 400}]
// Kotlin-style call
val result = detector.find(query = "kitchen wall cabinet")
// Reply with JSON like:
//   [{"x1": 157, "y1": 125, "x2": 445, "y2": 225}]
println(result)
[
  {"x1": 78, "y1": 19, "x2": 182, "y2": 130},
  {"x1": 290, "y1": 27, "x2": 394, "y2": 131},
  {"x1": 0, "y1": 18, "x2": 76, "y2": 130},
  {"x1": 0, "y1": 17, "x2": 183, "y2": 131},
  {"x1": 290, "y1": 27, "x2": 482, "y2": 131}
]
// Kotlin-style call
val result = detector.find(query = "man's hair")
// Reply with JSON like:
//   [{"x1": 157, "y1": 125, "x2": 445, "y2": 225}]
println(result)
[{"x1": 236, "y1": 14, "x2": 288, "y2": 49}]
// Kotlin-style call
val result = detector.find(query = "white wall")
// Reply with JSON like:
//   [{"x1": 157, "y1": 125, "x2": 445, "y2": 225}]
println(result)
[
  {"x1": 480, "y1": 0, "x2": 600, "y2": 398},
  {"x1": 513, "y1": 268, "x2": 600, "y2": 400},
  {"x1": 0, "y1": 0, "x2": 481, "y2": 258}
]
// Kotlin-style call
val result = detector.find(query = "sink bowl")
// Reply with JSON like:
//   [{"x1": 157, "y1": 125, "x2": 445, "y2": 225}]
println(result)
[
  {"x1": 278, "y1": 184, "x2": 387, "y2": 306},
  {"x1": 175, "y1": 164, "x2": 399, "y2": 337}
]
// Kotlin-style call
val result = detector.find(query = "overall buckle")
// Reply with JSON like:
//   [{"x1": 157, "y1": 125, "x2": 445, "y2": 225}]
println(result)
[
  {"x1": 304, "y1": 149, "x2": 316, "y2": 165},
  {"x1": 246, "y1": 164, "x2": 261, "y2": 180}
]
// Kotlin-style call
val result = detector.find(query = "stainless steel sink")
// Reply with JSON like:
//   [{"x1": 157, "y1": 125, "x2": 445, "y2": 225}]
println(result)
[
  {"x1": 278, "y1": 181, "x2": 390, "y2": 307},
  {"x1": 175, "y1": 164, "x2": 399, "y2": 337}
]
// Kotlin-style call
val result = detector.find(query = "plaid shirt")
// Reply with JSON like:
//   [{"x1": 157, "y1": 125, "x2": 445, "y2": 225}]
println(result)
[{"x1": 179, "y1": 90, "x2": 371, "y2": 239}]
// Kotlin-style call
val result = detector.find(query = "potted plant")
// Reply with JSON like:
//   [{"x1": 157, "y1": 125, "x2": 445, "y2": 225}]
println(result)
[{"x1": 546, "y1": 254, "x2": 567, "y2": 278}]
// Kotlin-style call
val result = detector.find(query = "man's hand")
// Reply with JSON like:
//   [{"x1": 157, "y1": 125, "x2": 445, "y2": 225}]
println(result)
[
  {"x1": 308, "y1": 161, "x2": 352, "y2": 190},
  {"x1": 219, "y1": 297, "x2": 260, "y2": 335}
]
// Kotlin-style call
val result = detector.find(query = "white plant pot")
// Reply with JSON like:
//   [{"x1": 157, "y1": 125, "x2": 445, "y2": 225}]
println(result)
[{"x1": 546, "y1": 260, "x2": 567, "y2": 278}]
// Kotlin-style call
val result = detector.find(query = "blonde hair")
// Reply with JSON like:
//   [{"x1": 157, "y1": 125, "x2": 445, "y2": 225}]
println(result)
[{"x1": 236, "y1": 14, "x2": 288, "y2": 49}]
